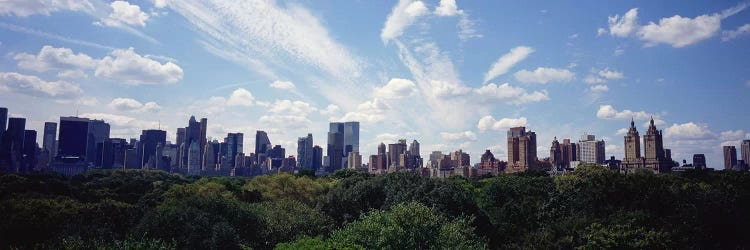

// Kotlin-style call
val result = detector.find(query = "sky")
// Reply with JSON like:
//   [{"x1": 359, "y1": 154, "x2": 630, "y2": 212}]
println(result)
[{"x1": 0, "y1": 0, "x2": 749, "y2": 169}]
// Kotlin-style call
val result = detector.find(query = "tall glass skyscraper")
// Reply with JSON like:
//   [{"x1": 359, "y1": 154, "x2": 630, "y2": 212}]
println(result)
[
  {"x1": 139, "y1": 129, "x2": 167, "y2": 169},
  {"x1": 225, "y1": 133, "x2": 243, "y2": 168},
  {"x1": 297, "y1": 133, "x2": 313, "y2": 169},
  {"x1": 57, "y1": 117, "x2": 89, "y2": 159},
  {"x1": 43, "y1": 122, "x2": 57, "y2": 158},
  {"x1": 327, "y1": 121, "x2": 359, "y2": 172},
  {"x1": 0, "y1": 107, "x2": 7, "y2": 141}
]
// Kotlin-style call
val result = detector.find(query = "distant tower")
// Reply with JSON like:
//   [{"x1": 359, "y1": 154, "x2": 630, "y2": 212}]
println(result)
[
  {"x1": 622, "y1": 118, "x2": 645, "y2": 172},
  {"x1": 506, "y1": 127, "x2": 537, "y2": 173},
  {"x1": 643, "y1": 117, "x2": 670, "y2": 172},
  {"x1": 549, "y1": 137, "x2": 561, "y2": 170},
  {"x1": 724, "y1": 146, "x2": 738, "y2": 170},
  {"x1": 42, "y1": 122, "x2": 57, "y2": 159},
  {"x1": 203, "y1": 142, "x2": 216, "y2": 171},
  {"x1": 742, "y1": 140, "x2": 750, "y2": 165},
  {"x1": 187, "y1": 142, "x2": 201, "y2": 175}
]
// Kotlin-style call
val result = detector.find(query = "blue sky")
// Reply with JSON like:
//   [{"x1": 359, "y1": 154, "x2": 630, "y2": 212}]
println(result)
[{"x1": 1, "y1": 0, "x2": 749, "y2": 168}]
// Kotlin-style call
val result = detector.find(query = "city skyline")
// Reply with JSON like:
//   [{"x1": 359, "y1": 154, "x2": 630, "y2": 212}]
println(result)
[{"x1": 1, "y1": 0, "x2": 750, "y2": 168}]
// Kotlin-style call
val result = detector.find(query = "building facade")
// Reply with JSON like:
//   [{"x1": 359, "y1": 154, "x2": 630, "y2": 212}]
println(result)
[{"x1": 506, "y1": 127, "x2": 536, "y2": 173}]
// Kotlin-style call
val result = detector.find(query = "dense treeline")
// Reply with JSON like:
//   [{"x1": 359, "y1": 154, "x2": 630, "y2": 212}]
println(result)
[{"x1": 1, "y1": 165, "x2": 750, "y2": 249}]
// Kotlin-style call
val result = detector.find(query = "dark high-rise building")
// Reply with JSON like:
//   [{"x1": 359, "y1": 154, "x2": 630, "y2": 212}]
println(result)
[
  {"x1": 328, "y1": 122, "x2": 359, "y2": 170},
  {"x1": 506, "y1": 126, "x2": 536, "y2": 173},
  {"x1": 22, "y1": 130, "x2": 37, "y2": 173},
  {"x1": 742, "y1": 140, "x2": 750, "y2": 165},
  {"x1": 43, "y1": 122, "x2": 57, "y2": 158},
  {"x1": 255, "y1": 130, "x2": 272, "y2": 163},
  {"x1": 181, "y1": 116, "x2": 202, "y2": 167},
  {"x1": 199, "y1": 118, "x2": 207, "y2": 154},
  {"x1": 176, "y1": 128, "x2": 186, "y2": 148},
  {"x1": 724, "y1": 146, "x2": 738, "y2": 170},
  {"x1": 101, "y1": 138, "x2": 127, "y2": 169},
  {"x1": 268, "y1": 145, "x2": 285, "y2": 169},
  {"x1": 378, "y1": 143, "x2": 386, "y2": 156},
  {"x1": 297, "y1": 134, "x2": 313, "y2": 169},
  {"x1": 643, "y1": 118, "x2": 670, "y2": 172},
  {"x1": 225, "y1": 133, "x2": 243, "y2": 168},
  {"x1": 0, "y1": 117, "x2": 25, "y2": 171},
  {"x1": 58, "y1": 117, "x2": 89, "y2": 159},
  {"x1": 692, "y1": 154, "x2": 706, "y2": 169},
  {"x1": 387, "y1": 140, "x2": 407, "y2": 168},
  {"x1": 0, "y1": 107, "x2": 7, "y2": 142},
  {"x1": 86, "y1": 119, "x2": 110, "y2": 165},
  {"x1": 139, "y1": 129, "x2": 167, "y2": 169},
  {"x1": 327, "y1": 130, "x2": 344, "y2": 171},
  {"x1": 312, "y1": 145, "x2": 323, "y2": 171}
]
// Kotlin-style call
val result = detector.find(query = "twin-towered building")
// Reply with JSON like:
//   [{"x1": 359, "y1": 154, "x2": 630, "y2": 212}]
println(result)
[{"x1": 622, "y1": 118, "x2": 673, "y2": 173}]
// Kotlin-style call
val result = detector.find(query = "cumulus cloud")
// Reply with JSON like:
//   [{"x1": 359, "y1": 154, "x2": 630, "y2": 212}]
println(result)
[
  {"x1": 0, "y1": 72, "x2": 82, "y2": 98},
  {"x1": 596, "y1": 105, "x2": 656, "y2": 121},
  {"x1": 441, "y1": 131, "x2": 477, "y2": 141},
  {"x1": 477, "y1": 116, "x2": 527, "y2": 132},
  {"x1": 615, "y1": 128, "x2": 629, "y2": 136},
  {"x1": 722, "y1": 24, "x2": 750, "y2": 41},
  {"x1": 665, "y1": 122, "x2": 715, "y2": 140},
  {"x1": 226, "y1": 88, "x2": 255, "y2": 107},
  {"x1": 474, "y1": 83, "x2": 549, "y2": 105},
  {"x1": 606, "y1": 3, "x2": 749, "y2": 48},
  {"x1": 96, "y1": 1, "x2": 149, "y2": 27},
  {"x1": 337, "y1": 99, "x2": 389, "y2": 123},
  {"x1": 95, "y1": 47, "x2": 183, "y2": 84},
  {"x1": 598, "y1": 68, "x2": 624, "y2": 80},
  {"x1": 608, "y1": 8, "x2": 639, "y2": 37},
  {"x1": 259, "y1": 115, "x2": 312, "y2": 130},
  {"x1": 720, "y1": 130, "x2": 746, "y2": 141},
  {"x1": 109, "y1": 98, "x2": 161, "y2": 112},
  {"x1": 435, "y1": 0, "x2": 458, "y2": 16},
  {"x1": 14, "y1": 45, "x2": 97, "y2": 73},
  {"x1": 0, "y1": 0, "x2": 94, "y2": 17},
  {"x1": 590, "y1": 85, "x2": 609, "y2": 92},
  {"x1": 381, "y1": 0, "x2": 429, "y2": 42},
  {"x1": 483, "y1": 46, "x2": 534, "y2": 83},
  {"x1": 80, "y1": 112, "x2": 161, "y2": 137},
  {"x1": 514, "y1": 67, "x2": 575, "y2": 84},
  {"x1": 319, "y1": 104, "x2": 340, "y2": 116},
  {"x1": 374, "y1": 78, "x2": 418, "y2": 99},
  {"x1": 268, "y1": 100, "x2": 316, "y2": 116},
  {"x1": 269, "y1": 80, "x2": 295, "y2": 90}
]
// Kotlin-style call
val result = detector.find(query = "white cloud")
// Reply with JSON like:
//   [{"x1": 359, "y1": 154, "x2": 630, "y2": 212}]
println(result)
[
  {"x1": 638, "y1": 14, "x2": 721, "y2": 48},
  {"x1": 607, "y1": 4, "x2": 749, "y2": 48},
  {"x1": 79, "y1": 112, "x2": 161, "y2": 136},
  {"x1": 615, "y1": 128, "x2": 629, "y2": 136},
  {"x1": 514, "y1": 67, "x2": 575, "y2": 84},
  {"x1": 319, "y1": 104, "x2": 340, "y2": 116},
  {"x1": 95, "y1": 47, "x2": 183, "y2": 84},
  {"x1": 154, "y1": 0, "x2": 170, "y2": 8},
  {"x1": 474, "y1": 83, "x2": 549, "y2": 105},
  {"x1": 374, "y1": 78, "x2": 417, "y2": 99},
  {"x1": 477, "y1": 116, "x2": 527, "y2": 132},
  {"x1": 0, "y1": 0, "x2": 94, "y2": 17},
  {"x1": 259, "y1": 115, "x2": 312, "y2": 130},
  {"x1": 109, "y1": 98, "x2": 161, "y2": 113},
  {"x1": 268, "y1": 100, "x2": 316, "y2": 116},
  {"x1": 226, "y1": 88, "x2": 255, "y2": 107},
  {"x1": 441, "y1": 131, "x2": 477, "y2": 141},
  {"x1": 457, "y1": 13, "x2": 482, "y2": 41},
  {"x1": 608, "y1": 8, "x2": 639, "y2": 37},
  {"x1": 14, "y1": 45, "x2": 97, "y2": 74},
  {"x1": 597, "y1": 27, "x2": 607, "y2": 36},
  {"x1": 0, "y1": 72, "x2": 82, "y2": 98},
  {"x1": 337, "y1": 99, "x2": 389, "y2": 123},
  {"x1": 381, "y1": 0, "x2": 429, "y2": 42},
  {"x1": 96, "y1": 1, "x2": 149, "y2": 27},
  {"x1": 722, "y1": 24, "x2": 750, "y2": 41},
  {"x1": 483, "y1": 46, "x2": 534, "y2": 83},
  {"x1": 598, "y1": 68, "x2": 624, "y2": 80},
  {"x1": 590, "y1": 85, "x2": 609, "y2": 92},
  {"x1": 596, "y1": 105, "x2": 655, "y2": 121},
  {"x1": 435, "y1": 0, "x2": 458, "y2": 16},
  {"x1": 665, "y1": 122, "x2": 715, "y2": 140},
  {"x1": 270, "y1": 80, "x2": 295, "y2": 90},
  {"x1": 720, "y1": 130, "x2": 746, "y2": 141}
]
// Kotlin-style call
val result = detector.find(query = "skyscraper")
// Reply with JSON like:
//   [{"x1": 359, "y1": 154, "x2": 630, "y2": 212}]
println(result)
[
  {"x1": 578, "y1": 134, "x2": 605, "y2": 164},
  {"x1": 692, "y1": 154, "x2": 706, "y2": 169},
  {"x1": 643, "y1": 118, "x2": 670, "y2": 172},
  {"x1": 622, "y1": 119, "x2": 644, "y2": 171},
  {"x1": 139, "y1": 129, "x2": 167, "y2": 170},
  {"x1": 176, "y1": 128, "x2": 186, "y2": 148},
  {"x1": 43, "y1": 122, "x2": 57, "y2": 159},
  {"x1": 561, "y1": 139, "x2": 577, "y2": 168},
  {"x1": 0, "y1": 107, "x2": 7, "y2": 142},
  {"x1": 86, "y1": 119, "x2": 110, "y2": 165},
  {"x1": 187, "y1": 142, "x2": 201, "y2": 175},
  {"x1": 181, "y1": 116, "x2": 201, "y2": 167},
  {"x1": 225, "y1": 133, "x2": 243, "y2": 168},
  {"x1": 297, "y1": 134, "x2": 313, "y2": 169},
  {"x1": 742, "y1": 140, "x2": 750, "y2": 165},
  {"x1": 724, "y1": 145, "x2": 738, "y2": 170},
  {"x1": 312, "y1": 145, "x2": 323, "y2": 171},
  {"x1": 22, "y1": 130, "x2": 37, "y2": 173},
  {"x1": 506, "y1": 127, "x2": 537, "y2": 173},
  {"x1": 387, "y1": 140, "x2": 407, "y2": 168},
  {"x1": 327, "y1": 122, "x2": 359, "y2": 171},
  {"x1": 101, "y1": 138, "x2": 127, "y2": 169},
  {"x1": 0, "y1": 117, "x2": 25, "y2": 171},
  {"x1": 57, "y1": 117, "x2": 89, "y2": 159},
  {"x1": 255, "y1": 130, "x2": 272, "y2": 163},
  {"x1": 199, "y1": 118, "x2": 208, "y2": 154},
  {"x1": 203, "y1": 142, "x2": 216, "y2": 171},
  {"x1": 549, "y1": 137, "x2": 562, "y2": 170},
  {"x1": 409, "y1": 140, "x2": 420, "y2": 157}
]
